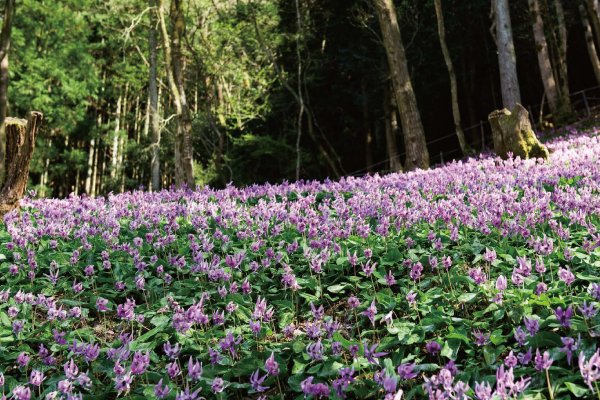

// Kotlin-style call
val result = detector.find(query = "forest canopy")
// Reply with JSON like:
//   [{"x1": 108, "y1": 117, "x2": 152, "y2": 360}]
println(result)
[{"x1": 0, "y1": 0, "x2": 598, "y2": 197}]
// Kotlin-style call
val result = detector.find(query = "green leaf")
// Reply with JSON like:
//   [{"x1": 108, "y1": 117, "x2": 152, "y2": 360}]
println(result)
[
  {"x1": 457, "y1": 292, "x2": 477, "y2": 303},
  {"x1": 564, "y1": 382, "x2": 589, "y2": 397}
]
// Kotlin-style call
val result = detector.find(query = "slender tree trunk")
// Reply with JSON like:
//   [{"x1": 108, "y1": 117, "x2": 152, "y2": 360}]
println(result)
[
  {"x1": 529, "y1": 0, "x2": 560, "y2": 115},
  {"x1": 149, "y1": 0, "x2": 161, "y2": 191},
  {"x1": 0, "y1": 0, "x2": 15, "y2": 186},
  {"x1": 373, "y1": 0, "x2": 429, "y2": 170},
  {"x1": 585, "y1": 0, "x2": 600, "y2": 50},
  {"x1": 294, "y1": 0, "x2": 304, "y2": 181},
  {"x1": 111, "y1": 95, "x2": 122, "y2": 181},
  {"x1": 85, "y1": 137, "x2": 96, "y2": 195},
  {"x1": 362, "y1": 79, "x2": 373, "y2": 173},
  {"x1": 552, "y1": 0, "x2": 572, "y2": 116},
  {"x1": 581, "y1": 2, "x2": 600, "y2": 85},
  {"x1": 494, "y1": 0, "x2": 522, "y2": 109},
  {"x1": 383, "y1": 84, "x2": 402, "y2": 172},
  {"x1": 158, "y1": 0, "x2": 194, "y2": 188},
  {"x1": 434, "y1": 0, "x2": 468, "y2": 155}
]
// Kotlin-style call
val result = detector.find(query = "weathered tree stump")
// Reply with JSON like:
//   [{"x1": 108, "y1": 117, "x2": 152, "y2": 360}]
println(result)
[
  {"x1": 0, "y1": 111, "x2": 42, "y2": 219},
  {"x1": 488, "y1": 103, "x2": 549, "y2": 160}
]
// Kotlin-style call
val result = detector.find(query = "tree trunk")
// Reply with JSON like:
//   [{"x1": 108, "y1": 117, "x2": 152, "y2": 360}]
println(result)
[
  {"x1": 0, "y1": 112, "x2": 42, "y2": 218},
  {"x1": 581, "y1": 2, "x2": 600, "y2": 85},
  {"x1": 0, "y1": 0, "x2": 15, "y2": 186},
  {"x1": 383, "y1": 84, "x2": 402, "y2": 172},
  {"x1": 149, "y1": 0, "x2": 161, "y2": 192},
  {"x1": 585, "y1": 0, "x2": 600, "y2": 51},
  {"x1": 158, "y1": 0, "x2": 194, "y2": 188},
  {"x1": 494, "y1": 0, "x2": 522, "y2": 109},
  {"x1": 529, "y1": 0, "x2": 560, "y2": 116},
  {"x1": 373, "y1": 0, "x2": 429, "y2": 170},
  {"x1": 551, "y1": 0, "x2": 572, "y2": 117},
  {"x1": 111, "y1": 94, "x2": 122, "y2": 181},
  {"x1": 434, "y1": 0, "x2": 468, "y2": 155},
  {"x1": 85, "y1": 137, "x2": 96, "y2": 195},
  {"x1": 362, "y1": 79, "x2": 373, "y2": 173},
  {"x1": 488, "y1": 104, "x2": 548, "y2": 159}
]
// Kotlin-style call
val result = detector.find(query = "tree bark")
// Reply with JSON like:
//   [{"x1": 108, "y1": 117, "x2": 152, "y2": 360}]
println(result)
[
  {"x1": 494, "y1": 0, "x2": 522, "y2": 109},
  {"x1": 552, "y1": 0, "x2": 572, "y2": 117},
  {"x1": 373, "y1": 0, "x2": 429, "y2": 170},
  {"x1": 158, "y1": 0, "x2": 194, "y2": 188},
  {"x1": 362, "y1": 79, "x2": 373, "y2": 173},
  {"x1": 581, "y1": 2, "x2": 600, "y2": 85},
  {"x1": 434, "y1": 0, "x2": 468, "y2": 155},
  {"x1": 0, "y1": 112, "x2": 42, "y2": 218},
  {"x1": 529, "y1": 0, "x2": 560, "y2": 115},
  {"x1": 0, "y1": 0, "x2": 15, "y2": 186},
  {"x1": 383, "y1": 84, "x2": 402, "y2": 172},
  {"x1": 111, "y1": 94, "x2": 122, "y2": 181},
  {"x1": 585, "y1": 0, "x2": 600, "y2": 52},
  {"x1": 149, "y1": 0, "x2": 161, "y2": 191},
  {"x1": 488, "y1": 104, "x2": 548, "y2": 160}
]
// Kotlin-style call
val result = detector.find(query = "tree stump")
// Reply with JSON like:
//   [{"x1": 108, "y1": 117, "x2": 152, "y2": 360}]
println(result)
[
  {"x1": 0, "y1": 111, "x2": 42, "y2": 219},
  {"x1": 488, "y1": 103, "x2": 549, "y2": 160}
]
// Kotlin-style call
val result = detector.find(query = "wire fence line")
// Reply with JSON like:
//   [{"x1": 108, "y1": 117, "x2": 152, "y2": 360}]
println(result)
[{"x1": 348, "y1": 84, "x2": 600, "y2": 177}]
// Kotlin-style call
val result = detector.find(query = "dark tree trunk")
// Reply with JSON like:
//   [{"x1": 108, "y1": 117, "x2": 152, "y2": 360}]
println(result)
[
  {"x1": 0, "y1": 0, "x2": 15, "y2": 186},
  {"x1": 0, "y1": 112, "x2": 43, "y2": 218},
  {"x1": 494, "y1": 0, "x2": 522, "y2": 109},
  {"x1": 373, "y1": 0, "x2": 429, "y2": 170}
]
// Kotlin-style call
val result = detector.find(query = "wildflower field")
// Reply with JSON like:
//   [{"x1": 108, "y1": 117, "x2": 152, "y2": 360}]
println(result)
[{"x1": 1, "y1": 128, "x2": 600, "y2": 400}]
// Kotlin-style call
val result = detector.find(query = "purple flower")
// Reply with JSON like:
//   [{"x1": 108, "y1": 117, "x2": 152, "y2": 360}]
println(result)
[
  {"x1": 473, "y1": 329, "x2": 490, "y2": 346},
  {"x1": 16, "y1": 352, "x2": 30, "y2": 368},
  {"x1": 166, "y1": 361, "x2": 181, "y2": 379},
  {"x1": 154, "y1": 379, "x2": 170, "y2": 399},
  {"x1": 558, "y1": 266, "x2": 575, "y2": 286},
  {"x1": 301, "y1": 376, "x2": 330, "y2": 398},
  {"x1": 504, "y1": 351, "x2": 518, "y2": 368},
  {"x1": 163, "y1": 342, "x2": 181, "y2": 359},
  {"x1": 212, "y1": 377, "x2": 225, "y2": 393},
  {"x1": 560, "y1": 336, "x2": 578, "y2": 366},
  {"x1": 347, "y1": 295, "x2": 360, "y2": 309},
  {"x1": 474, "y1": 381, "x2": 492, "y2": 400},
  {"x1": 535, "y1": 282, "x2": 547, "y2": 296},
  {"x1": 131, "y1": 351, "x2": 150, "y2": 375},
  {"x1": 495, "y1": 275, "x2": 507, "y2": 291},
  {"x1": 29, "y1": 369, "x2": 45, "y2": 386},
  {"x1": 426, "y1": 340, "x2": 441, "y2": 355},
  {"x1": 64, "y1": 359, "x2": 79, "y2": 379},
  {"x1": 95, "y1": 297, "x2": 109, "y2": 312},
  {"x1": 555, "y1": 305, "x2": 573, "y2": 328},
  {"x1": 579, "y1": 350, "x2": 600, "y2": 390},
  {"x1": 518, "y1": 348, "x2": 533, "y2": 365},
  {"x1": 469, "y1": 267, "x2": 486, "y2": 285},
  {"x1": 12, "y1": 385, "x2": 31, "y2": 400},
  {"x1": 175, "y1": 387, "x2": 202, "y2": 400},
  {"x1": 398, "y1": 362, "x2": 418, "y2": 380},
  {"x1": 363, "y1": 341, "x2": 388, "y2": 365},
  {"x1": 483, "y1": 248, "x2": 497, "y2": 262},
  {"x1": 362, "y1": 300, "x2": 377, "y2": 326},
  {"x1": 579, "y1": 301, "x2": 597, "y2": 319},
  {"x1": 409, "y1": 262, "x2": 423, "y2": 281},
  {"x1": 219, "y1": 331, "x2": 242, "y2": 358},
  {"x1": 250, "y1": 369, "x2": 268, "y2": 392},
  {"x1": 265, "y1": 352, "x2": 279, "y2": 376},
  {"x1": 534, "y1": 349, "x2": 553, "y2": 371},
  {"x1": 382, "y1": 374, "x2": 397, "y2": 393},
  {"x1": 523, "y1": 317, "x2": 539, "y2": 336},
  {"x1": 514, "y1": 326, "x2": 527, "y2": 346},
  {"x1": 406, "y1": 290, "x2": 417, "y2": 306},
  {"x1": 307, "y1": 340, "x2": 324, "y2": 361}
]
